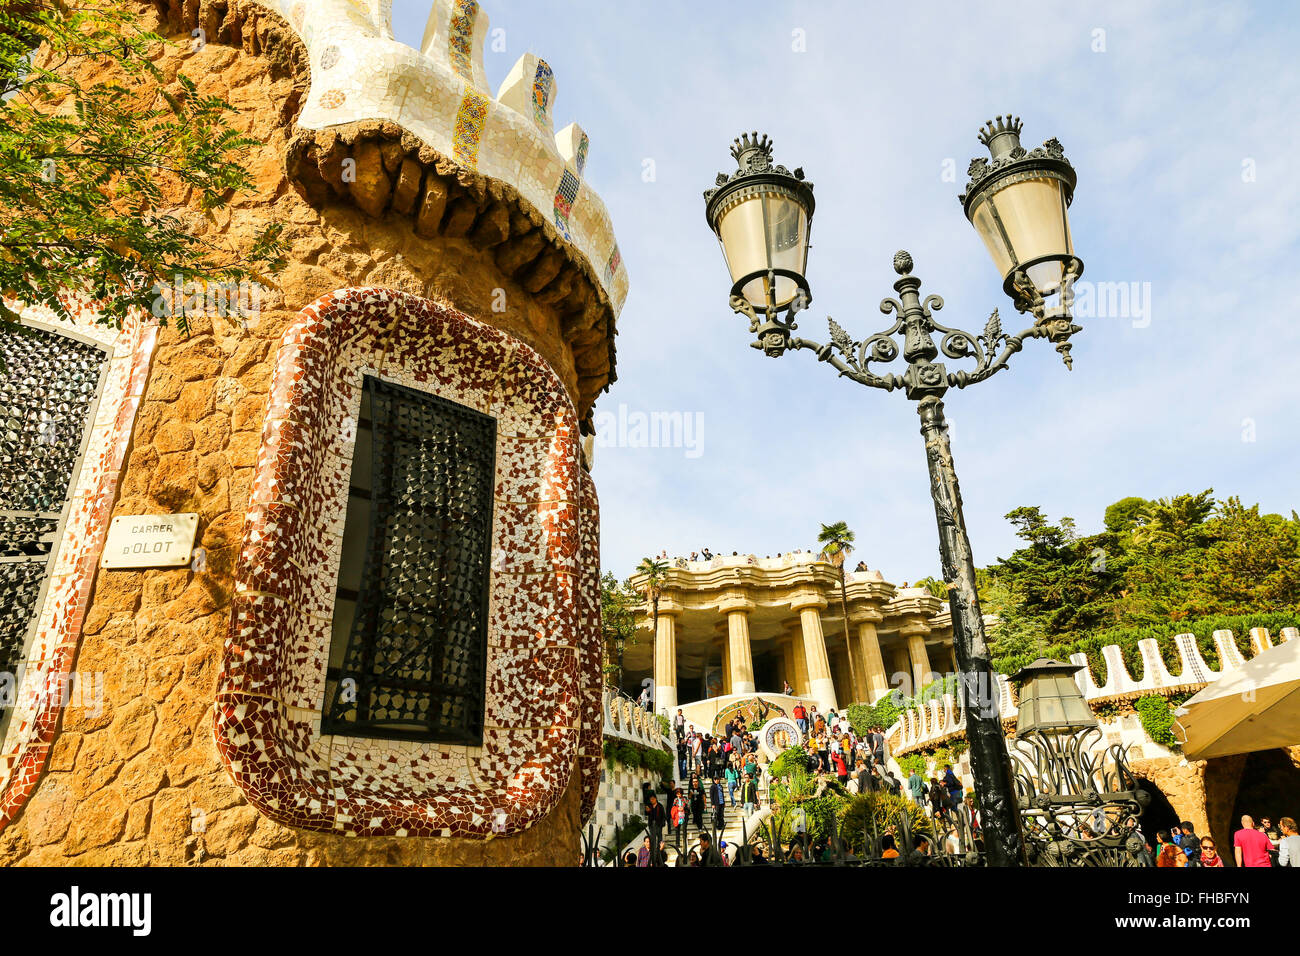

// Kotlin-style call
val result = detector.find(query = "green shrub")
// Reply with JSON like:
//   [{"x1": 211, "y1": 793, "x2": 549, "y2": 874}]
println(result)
[
  {"x1": 927, "y1": 746, "x2": 957, "y2": 771},
  {"x1": 897, "y1": 754, "x2": 926, "y2": 777},
  {"x1": 602, "y1": 738, "x2": 674, "y2": 780},
  {"x1": 1135, "y1": 695, "x2": 1178, "y2": 748},
  {"x1": 769, "y1": 744, "x2": 808, "y2": 780},
  {"x1": 768, "y1": 775, "x2": 850, "y2": 847},
  {"x1": 616, "y1": 742, "x2": 641, "y2": 769},
  {"x1": 848, "y1": 696, "x2": 903, "y2": 734},
  {"x1": 839, "y1": 791, "x2": 931, "y2": 854}
]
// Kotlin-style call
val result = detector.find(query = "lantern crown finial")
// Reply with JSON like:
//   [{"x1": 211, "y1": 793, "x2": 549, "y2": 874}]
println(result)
[
  {"x1": 730, "y1": 131, "x2": 774, "y2": 172},
  {"x1": 977, "y1": 115, "x2": 1024, "y2": 159}
]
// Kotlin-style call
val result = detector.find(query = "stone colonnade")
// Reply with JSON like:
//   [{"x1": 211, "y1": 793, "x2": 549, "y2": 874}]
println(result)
[{"x1": 635, "y1": 560, "x2": 954, "y2": 715}]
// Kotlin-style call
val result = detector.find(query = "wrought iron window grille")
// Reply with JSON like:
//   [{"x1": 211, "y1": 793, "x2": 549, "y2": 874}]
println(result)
[
  {"x1": 0, "y1": 322, "x2": 110, "y2": 736},
  {"x1": 323, "y1": 375, "x2": 496, "y2": 746}
]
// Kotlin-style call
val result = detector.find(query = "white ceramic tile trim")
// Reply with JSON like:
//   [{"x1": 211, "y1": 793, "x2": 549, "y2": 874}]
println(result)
[{"x1": 258, "y1": 0, "x2": 628, "y2": 314}]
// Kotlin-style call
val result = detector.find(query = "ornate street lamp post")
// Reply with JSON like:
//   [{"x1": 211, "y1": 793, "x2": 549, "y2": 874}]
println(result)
[
  {"x1": 703, "y1": 117, "x2": 1084, "y2": 867},
  {"x1": 613, "y1": 634, "x2": 627, "y2": 694}
]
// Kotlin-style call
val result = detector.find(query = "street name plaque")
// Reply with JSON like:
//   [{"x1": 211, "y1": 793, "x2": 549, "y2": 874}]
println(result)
[{"x1": 100, "y1": 513, "x2": 199, "y2": 569}]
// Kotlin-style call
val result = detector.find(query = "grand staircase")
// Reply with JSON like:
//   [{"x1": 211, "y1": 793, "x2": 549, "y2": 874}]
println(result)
[{"x1": 657, "y1": 790, "x2": 771, "y2": 866}]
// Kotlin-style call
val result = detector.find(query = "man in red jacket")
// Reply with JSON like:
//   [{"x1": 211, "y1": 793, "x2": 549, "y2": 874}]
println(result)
[{"x1": 793, "y1": 701, "x2": 807, "y2": 735}]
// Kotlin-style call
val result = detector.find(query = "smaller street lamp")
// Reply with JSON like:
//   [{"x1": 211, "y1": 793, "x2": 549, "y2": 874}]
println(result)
[
  {"x1": 1008, "y1": 659, "x2": 1150, "y2": 866},
  {"x1": 1013, "y1": 658, "x2": 1097, "y2": 737},
  {"x1": 613, "y1": 633, "x2": 627, "y2": 694}
]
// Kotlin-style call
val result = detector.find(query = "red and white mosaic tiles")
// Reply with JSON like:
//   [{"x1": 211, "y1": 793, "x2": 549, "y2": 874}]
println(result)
[
  {"x1": 215, "y1": 288, "x2": 601, "y2": 837},
  {"x1": 0, "y1": 301, "x2": 157, "y2": 832},
  {"x1": 576, "y1": 469, "x2": 602, "y2": 825}
]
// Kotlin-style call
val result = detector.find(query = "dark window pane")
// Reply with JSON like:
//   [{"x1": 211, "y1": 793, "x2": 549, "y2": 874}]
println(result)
[{"x1": 324, "y1": 375, "x2": 496, "y2": 745}]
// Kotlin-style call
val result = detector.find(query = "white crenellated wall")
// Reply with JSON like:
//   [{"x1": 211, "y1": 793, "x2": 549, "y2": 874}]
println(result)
[
  {"x1": 590, "y1": 689, "x2": 675, "y2": 852},
  {"x1": 887, "y1": 626, "x2": 1297, "y2": 757},
  {"x1": 602, "y1": 688, "x2": 673, "y2": 750}
]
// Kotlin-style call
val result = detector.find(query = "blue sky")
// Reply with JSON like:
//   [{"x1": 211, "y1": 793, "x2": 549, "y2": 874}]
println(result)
[{"x1": 392, "y1": 1, "x2": 1300, "y2": 584}]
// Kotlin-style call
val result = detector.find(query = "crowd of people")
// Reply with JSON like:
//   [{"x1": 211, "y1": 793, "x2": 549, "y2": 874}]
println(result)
[
  {"x1": 649, "y1": 548, "x2": 883, "y2": 573},
  {"x1": 619, "y1": 701, "x2": 1300, "y2": 868},
  {"x1": 1151, "y1": 815, "x2": 1299, "y2": 867},
  {"x1": 614, "y1": 703, "x2": 978, "y2": 867},
  {"x1": 668, "y1": 709, "x2": 765, "y2": 826}
]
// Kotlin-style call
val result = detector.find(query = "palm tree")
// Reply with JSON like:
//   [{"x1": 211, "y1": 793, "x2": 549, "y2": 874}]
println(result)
[
  {"x1": 1131, "y1": 490, "x2": 1216, "y2": 550},
  {"x1": 914, "y1": 576, "x2": 948, "y2": 600},
  {"x1": 635, "y1": 557, "x2": 669, "y2": 698},
  {"x1": 817, "y1": 522, "x2": 859, "y2": 705}
]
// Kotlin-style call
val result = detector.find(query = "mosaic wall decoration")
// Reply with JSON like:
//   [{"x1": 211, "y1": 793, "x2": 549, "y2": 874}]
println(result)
[
  {"x1": 710, "y1": 697, "x2": 789, "y2": 738},
  {"x1": 531, "y1": 60, "x2": 554, "y2": 129},
  {"x1": 552, "y1": 167, "x2": 581, "y2": 241},
  {"x1": 604, "y1": 245, "x2": 623, "y2": 289},
  {"x1": 576, "y1": 468, "x2": 602, "y2": 824},
  {"x1": 0, "y1": 304, "x2": 156, "y2": 832},
  {"x1": 275, "y1": 0, "x2": 628, "y2": 313},
  {"x1": 452, "y1": 87, "x2": 490, "y2": 169},
  {"x1": 216, "y1": 288, "x2": 600, "y2": 838},
  {"x1": 447, "y1": 0, "x2": 479, "y2": 82}
]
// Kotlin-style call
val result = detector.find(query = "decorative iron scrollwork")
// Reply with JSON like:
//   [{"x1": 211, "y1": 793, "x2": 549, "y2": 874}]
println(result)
[
  {"x1": 736, "y1": 251, "x2": 1071, "y2": 398},
  {"x1": 1009, "y1": 727, "x2": 1151, "y2": 867}
]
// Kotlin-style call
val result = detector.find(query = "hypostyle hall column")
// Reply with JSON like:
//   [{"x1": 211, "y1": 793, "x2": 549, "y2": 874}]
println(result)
[
  {"x1": 791, "y1": 592, "x2": 837, "y2": 712},
  {"x1": 720, "y1": 636, "x2": 732, "y2": 696},
  {"x1": 719, "y1": 594, "x2": 756, "y2": 696},
  {"x1": 902, "y1": 620, "x2": 933, "y2": 696},
  {"x1": 654, "y1": 607, "x2": 680, "y2": 714},
  {"x1": 789, "y1": 632, "x2": 810, "y2": 697},
  {"x1": 853, "y1": 612, "x2": 891, "y2": 703}
]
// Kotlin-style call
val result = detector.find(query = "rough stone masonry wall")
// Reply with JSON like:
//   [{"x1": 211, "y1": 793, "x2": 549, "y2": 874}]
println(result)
[{"x1": 0, "y1": 5, "x2": 590, "y2": 865}]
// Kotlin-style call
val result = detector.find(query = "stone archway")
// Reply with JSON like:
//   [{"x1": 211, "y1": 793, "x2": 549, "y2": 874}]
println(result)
[
  {"x1": 1133, "y1": 778, "x2": 1181, "y2": 841},
  {"x1": 1129, "y1": 756, "x2": 1212, "y2": 848},
  {"x1": 1230, "y1": 747, "x2": 1300, "y2": 832}
]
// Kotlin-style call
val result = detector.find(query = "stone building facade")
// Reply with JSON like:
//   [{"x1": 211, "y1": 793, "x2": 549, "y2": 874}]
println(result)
[
  {"x1": 627, "y1": 552, "x2": 958, "y2": 728},
  {"x1": 0, "y1": 0, "x2": 627, "y2": 865}
]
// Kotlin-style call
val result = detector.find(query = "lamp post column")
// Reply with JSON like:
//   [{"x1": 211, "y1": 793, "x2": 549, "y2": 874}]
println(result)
[{"x1": 917, "y1": 394, "x2": 1027, "y2": 866}]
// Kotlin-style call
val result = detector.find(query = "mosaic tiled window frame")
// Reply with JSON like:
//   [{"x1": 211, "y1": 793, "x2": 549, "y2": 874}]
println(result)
[
  {"x1": 0, "y1": 304, "x2": 157, "y2": 832},
  {"x1": 576, "y1": 467, "x2": 602, "y2": 825},
  {"x1": 215, "y1": 288, "x2": 603, "y2": 837}
]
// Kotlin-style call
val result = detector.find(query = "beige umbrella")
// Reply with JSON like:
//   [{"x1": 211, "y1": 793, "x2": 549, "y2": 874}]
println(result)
[{"x1": 1174, "y1": 637, "x2": 1300, "y2": 760}]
